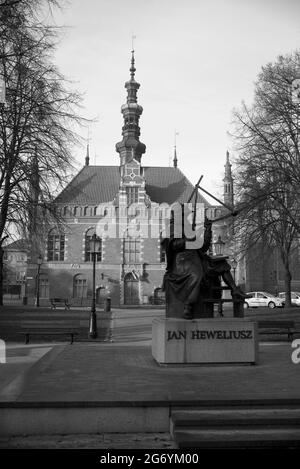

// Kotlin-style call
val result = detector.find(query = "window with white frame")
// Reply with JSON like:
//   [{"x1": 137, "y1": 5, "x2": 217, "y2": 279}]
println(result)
[
  {"x1": 47, "y1": 229, "x2": 65, "y2": 261},
  {"x1": 123, "y1": 237, "x2": 140, "y2": 263}
]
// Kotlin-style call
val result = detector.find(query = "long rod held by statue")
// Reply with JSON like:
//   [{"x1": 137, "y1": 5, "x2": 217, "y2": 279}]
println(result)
[
  {"x1": 187, "y1": 175, "x2": 203, "y2": 204},
  {"x1": 189, "y1": 175, "x2": 239, "y2": 225},
  {"x1": 188, "y1": 176, "x2": 203, "y2": 230}
]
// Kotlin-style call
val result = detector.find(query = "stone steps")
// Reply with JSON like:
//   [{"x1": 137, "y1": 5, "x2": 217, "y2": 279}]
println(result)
[
  {"x1": 171, "y1": 406, "x2": 300, "y2": 448},
  {"x1": 173, "y1": 427, "x2": 300, "y2": 448}
]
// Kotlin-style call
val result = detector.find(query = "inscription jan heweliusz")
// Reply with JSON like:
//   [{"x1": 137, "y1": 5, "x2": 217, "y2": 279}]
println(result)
[{"x1": 167, "y1": 330, "x2": 253, "y2": 341}]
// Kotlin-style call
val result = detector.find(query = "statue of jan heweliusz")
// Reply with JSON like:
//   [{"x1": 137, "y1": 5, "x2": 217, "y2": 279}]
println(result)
[{"x1": 161, "y1": 202, "x2": 248, "y2": 320}]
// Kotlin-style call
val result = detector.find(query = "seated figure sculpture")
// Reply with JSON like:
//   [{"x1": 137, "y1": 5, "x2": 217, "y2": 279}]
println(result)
[{"x1": 161, "y1": 214, "x2": 247, "y2": 320}]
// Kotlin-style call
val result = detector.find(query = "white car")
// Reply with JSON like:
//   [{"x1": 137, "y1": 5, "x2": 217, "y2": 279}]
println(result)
[
  {"x1": 244, "y1": 291, "x2": 284, "y2": 309},
  {"x1": 278, "y1": 292, "x2": 300, "y2": 307}
]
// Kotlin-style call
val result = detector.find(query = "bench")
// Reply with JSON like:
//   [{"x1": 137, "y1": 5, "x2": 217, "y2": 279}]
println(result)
[
  {"x1": 204, "y1": 284, "x2": 245, "y2": 318},
  {"x1": 258, "y1": 320, "x2": 300, "y2": 341},
  {"x1": 50, "y1": 298, "x2": 71, "y2": 310},
  {"x1": 21, "y1": 329, "x2": 78, "y2": 344}
]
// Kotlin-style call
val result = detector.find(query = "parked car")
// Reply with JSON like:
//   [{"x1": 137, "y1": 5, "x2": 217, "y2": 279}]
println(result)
[
  {"x1": 278, "y1": 292, "x2": 300, "y2": 307},
  {"x1": 244, "y1": 291, "x2": 284, "y2": 309}
]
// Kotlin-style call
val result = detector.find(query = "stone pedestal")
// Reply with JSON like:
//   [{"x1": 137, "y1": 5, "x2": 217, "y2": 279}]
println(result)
[{"x1": 152, "y1": 318, "x2": 258, "y2": 364}]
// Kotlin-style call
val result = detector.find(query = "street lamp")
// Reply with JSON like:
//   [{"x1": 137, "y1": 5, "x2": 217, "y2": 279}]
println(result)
[
  {"x1": 231, "y1": 258, "x2": 238, "y2": 283},
  {"x1": 36, "y1": 254, "x2": 42, "y2": 307},
  {"x1": 214, "y1": 235, "x2": 225, "y2": 256},
  {"x1": 89, "y1": 233, "x2": 101, "y2": 339}
]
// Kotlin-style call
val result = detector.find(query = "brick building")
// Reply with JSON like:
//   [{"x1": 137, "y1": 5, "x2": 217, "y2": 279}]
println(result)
[
  {"x1": 3, "y1": 239, "x2": 28, "y2": 298},
  {"x1": 24, "y1": 52, "x2": 236, "y2": 306}
]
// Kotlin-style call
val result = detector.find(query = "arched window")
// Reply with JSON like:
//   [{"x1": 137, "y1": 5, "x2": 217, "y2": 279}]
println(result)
[
  {"x1": 84, "y1": 206, "x2": 89, "y2": 216},
  {"x1": 63, "y1": 206, "x2": 68, "y2": 216},
  {"x1": 47, "y1": 229, "x2": 65, "y2": 261},
  {"x1": 73, "y1": 274, "x2": 87, "y2": 298},
  {"x1": 85, "y1": 228, "x2": 102, "y2": 262},
  {"x1": 39, "y1": 274, "x2": 49, "y2": 298},
  {"x1": 93, "y1": 206, "x2": 97, "y2": 216},
  {"x1": 124, "y1": 237, "x2": 140, "y2": 263}
]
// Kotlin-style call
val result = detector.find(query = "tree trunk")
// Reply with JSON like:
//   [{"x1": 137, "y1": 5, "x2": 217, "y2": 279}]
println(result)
[
  {"x1": 0, "y1": 245, "x2": 3, "y2": 306},
  {"x1": 282, "y1": 260, "x2": 292, "y2": 308}
]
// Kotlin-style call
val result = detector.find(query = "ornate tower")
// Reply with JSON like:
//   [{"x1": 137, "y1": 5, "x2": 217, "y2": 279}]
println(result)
[
  {"x1": 115, "y1": 51, "x2": 149, "y2": 209},
  {"x1": 223, "y1": 150, "x2": 234, "y2": 207},
  {"x1": 115, "y1": 50, "x2": 146, "y2": 165},
  {"x1": 116, "y1": 51, "x2": 149, "y2": 307}
]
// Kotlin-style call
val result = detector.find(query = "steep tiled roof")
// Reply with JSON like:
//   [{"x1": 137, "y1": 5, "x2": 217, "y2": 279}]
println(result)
[{"x1": 55, "y1": 165, "x2": 209, "y2": 206}]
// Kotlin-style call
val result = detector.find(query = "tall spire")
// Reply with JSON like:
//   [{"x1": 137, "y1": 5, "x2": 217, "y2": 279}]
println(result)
[
  {"x1": 115, "y1": 50, "x2": 146, "y2": 165},
  {"x1": 173, "y1": 146, "x2": 178, "y2": 168},
  {"x1": 85, "y1": 143, "x2": 90, "y2": 166},
  {"x1": 223, "y1": 150, "x2": 234, "y2": 206},
  {"x1": 173, "y1": 131, "x2": 179, "y2": 168},
  {"x1": 225, "y1": 150, "x2": 231, "y2": 174}
]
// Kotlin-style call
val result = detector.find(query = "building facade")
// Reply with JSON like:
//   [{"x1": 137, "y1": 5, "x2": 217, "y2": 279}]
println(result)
[
  {"x1": 22, "y1": 51, "x2": 299, "y2": 307},
  {"x1": 24, "y1": 52, "x2": 214, "y2": 306}
]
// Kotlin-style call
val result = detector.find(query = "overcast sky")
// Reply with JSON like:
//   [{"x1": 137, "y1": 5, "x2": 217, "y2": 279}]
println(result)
[{"x1": 50, "y1": 0, "x2": 300, "y2": 199}]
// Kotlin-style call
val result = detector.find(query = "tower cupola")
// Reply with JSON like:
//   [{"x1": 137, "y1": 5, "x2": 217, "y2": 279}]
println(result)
[{"x1": 116, "y1": 51, "x2": 146, "y2": 165}]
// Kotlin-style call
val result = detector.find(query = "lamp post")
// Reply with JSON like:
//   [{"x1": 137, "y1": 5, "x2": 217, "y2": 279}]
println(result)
[
  {"x1": 231, "y1": 258, "x2": 238, "y2": 283},
  {"x1": 36, "y1": 255, "x2": 42, "y2": 307},
  {"x1": 214, "y1": 235, "x2": 225, "y2": 256},
  {"x1": 89, "y1": 233, "x2": 101, "y2": 339}
]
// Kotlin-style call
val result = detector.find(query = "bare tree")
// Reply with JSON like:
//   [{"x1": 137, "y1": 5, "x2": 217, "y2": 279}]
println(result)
[
  {"x1": 0, "y1": 0, "x2": 86, "y2": 304},
  {"x1": 231, "y1": 51, "x2": 300, "y2": 306}
]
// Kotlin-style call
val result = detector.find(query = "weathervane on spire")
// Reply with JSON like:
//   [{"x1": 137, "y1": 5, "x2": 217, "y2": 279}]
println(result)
[
  {"x1": 174, "y1": 130, "x2": 179, "y2": 147},
  {"x1": 131, "y1": 34, "x2": 136, "y2": 52},
  {"x1": 130, "y1": 36, "x2": 136, "y2": 80}
]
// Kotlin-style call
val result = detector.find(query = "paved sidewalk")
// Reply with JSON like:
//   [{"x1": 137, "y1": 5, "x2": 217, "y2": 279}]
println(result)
[
  {"x1": 1, "y1": 342, "x2": 300, "y2": 404},
  {"x1": 0, "y1": 432, "x2": 176, "y2": 449},
  {"x1": 0, "y1": 343, "x2": 53, "y2": 398},
  {"x1": 1, "y1": 341, "x2": 300, "y2": 448}
]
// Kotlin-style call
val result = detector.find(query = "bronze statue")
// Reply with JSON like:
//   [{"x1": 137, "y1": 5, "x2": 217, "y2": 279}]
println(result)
[{"x1": 161, "y1": 213, "x2": 247, "y2": 319}]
